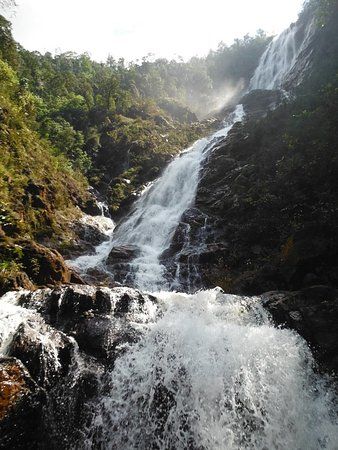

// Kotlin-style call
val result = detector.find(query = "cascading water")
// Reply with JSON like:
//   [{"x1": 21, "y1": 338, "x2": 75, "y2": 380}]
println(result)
[
  {"x1": 250, "y1": 14, "x2": 315, "y2": 90},
  {"x1": 86, "y1": 289, "x2": 338, "y2": 449},
  {"x1": 104, "y1": 105, "x2": 245, "y2": 291},
  {"x1": 69, "y1": 201, "x2": 116, "y2": 274},
  {"x1": 1, "y1": 8, "x2": 337, "y2": 449},
  {"x1": 79, "y1": 10, "x2": 337, "y2": 449}
]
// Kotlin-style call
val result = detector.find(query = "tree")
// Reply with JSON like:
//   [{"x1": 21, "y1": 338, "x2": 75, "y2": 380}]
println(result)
[{"x1": 0, "y1": 0, "x2": 16, "y2": 12}]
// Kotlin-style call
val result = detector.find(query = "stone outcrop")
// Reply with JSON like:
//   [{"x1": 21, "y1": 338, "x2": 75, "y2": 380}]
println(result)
[
  {"x1": 105, "y1": 245, "x2": 141, "y2": 284},
  {"x1": 0, "y1": 357, "x2": 45, "y2": 449},
  {"x1": 263, "y1": 285, "x2": 338, "y2": 375},
  {"x1": 0, "y1": 238, "x2": 82, "y2": 296},
  {"x1": 241, "y1": 89, "x2": 283, "y2": 120},
  {"x1": 0, "y1": 285, "x2": 159, "y2": 448}
]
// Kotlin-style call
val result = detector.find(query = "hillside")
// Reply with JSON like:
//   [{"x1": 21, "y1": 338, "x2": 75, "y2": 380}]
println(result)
[
  {"x1": 1, "y1": 1, "x2": 338, "y2": 448},
  {"x1": 163, "y1": 0, "x2": 338, "y2": 294},
  {"x1": 0, "y1": 13, "x2": 271, "y2": 292}
]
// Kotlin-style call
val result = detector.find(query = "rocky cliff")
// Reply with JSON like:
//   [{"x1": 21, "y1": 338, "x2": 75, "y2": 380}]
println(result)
[{"x1": 164, "y1": 3, "x2": 338, "y2": 296}]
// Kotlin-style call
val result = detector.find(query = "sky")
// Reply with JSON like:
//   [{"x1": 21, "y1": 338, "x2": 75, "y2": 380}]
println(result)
[{"x1": 5, "y1": 0, "x2": 305, "y2": 63}]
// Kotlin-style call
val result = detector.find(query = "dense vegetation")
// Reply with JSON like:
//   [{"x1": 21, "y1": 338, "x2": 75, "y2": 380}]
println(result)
[
  {"x1": 0, "y1": 12, "x2": 271, "y2": 214},
  {"x1": 0, "y1": 10, "x2": 271, "y2": 291},
  {"x1": 0, "y1": 0, "x2": 336, "y2": 294}
]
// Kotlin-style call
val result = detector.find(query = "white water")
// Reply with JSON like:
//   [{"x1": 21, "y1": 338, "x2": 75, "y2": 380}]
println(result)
[
  {"x1": 68, "y1": 207, "x2": 115, "y2": 273},
  {"x1": 0, "y1": 291, "x2": 64, "y2": 376},
  {"x1": 108, "y1": 105, "x2": 244, "y2": 291},
  {"x1": 0, "y1": 291, "x2": 32, "y2": 354},
  {"x1": 1, "y1": 12, "x2": 335, "y2": 449},
  {"x1": 87, "y1": 289, "x2": 338, "y2": 449},
  {"x1": 250, "y1": 17, "x2": 315, "y2": 90},
  {"x1": 80, "y1": 13, "x2": 338, "y2": 449}
]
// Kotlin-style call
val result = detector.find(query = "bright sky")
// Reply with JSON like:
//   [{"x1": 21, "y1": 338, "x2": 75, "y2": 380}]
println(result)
[{"x1": 7, "y1": 0, "x2": 305, "y2": 62}]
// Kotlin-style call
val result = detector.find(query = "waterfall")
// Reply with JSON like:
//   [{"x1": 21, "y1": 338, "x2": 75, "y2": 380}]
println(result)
[
  {"x1": 68, "y1": 202, "x2": 116, "y2": 273},
  {"x1": 86, "y1": 289, "x2": 338, "y2": 449},
  {"x1": 106, "y1": 105, "x2": 245, "y2": 291},
  {"x1": 4, "y1": 10, "x2": 334, "y2": 448},
  {"x1": 250, "y1": 15, "x2": 315, "y2": 90}
]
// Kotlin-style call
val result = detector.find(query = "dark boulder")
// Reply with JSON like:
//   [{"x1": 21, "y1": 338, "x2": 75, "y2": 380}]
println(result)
[
  {"x1": 0, "y1": 271, "x2": 35, "y2": 297},
  {"x1": 0, "y1": 285, "x2": 159, "y2": 447},
  {"x1": 18, "y1": 240, "x2": 73, "y2": 286},
  {"x1": 241, "y1": 89, "x2": 283, "y2": 120},
  {"x1": 19, "y1": 285, "x2": 113, "y2": 326},
  {"x1": 18, "y1": 285, "x2": 158, "y2": 363},
  {"x1": 0, "y1": 357, "x2": 45, "y2": 449},
  {"x1": 8, "y1": 321, "x2": 74, "y2": 389},
  {"x1": 107, "y1": 245, "x2": 140, "y2": 265},
  {"x1": 81, "y1": 197, "x2": 102, "y2": 216},
  {"x1": 106, "y1": 245, "x2": 141, "y2": 284},
  {"x1": 0, "y1": 238, "x2": 81, "y2": 296},
  {"x1": 263, "y1": 285, "x2": 338, "y2": 374},
  {"x1": 61, "y1": 219, "x2": 109, "y2": 259}
]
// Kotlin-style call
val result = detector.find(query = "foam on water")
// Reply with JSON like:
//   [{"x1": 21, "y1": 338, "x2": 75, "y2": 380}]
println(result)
[
  {"x1": 86, "y1": 289, "x2": 338, "y2": 449},
  {"x1": 68, "y1": 212, "x2": 116, "y2": 273},
  {"x1": 250, "y1": 17, "x2": 315, "y2": 90},
  {"x1": 109, "y1": 105, "x2": 245, "y2": 291},
  {"x1": 0, "y1": 291, "x2": 32, "y2": 354}
]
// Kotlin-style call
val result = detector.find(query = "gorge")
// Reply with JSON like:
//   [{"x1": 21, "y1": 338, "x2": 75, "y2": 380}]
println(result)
[{"x1": 1, "y1": 1, "x2": 338, "y2": 449}]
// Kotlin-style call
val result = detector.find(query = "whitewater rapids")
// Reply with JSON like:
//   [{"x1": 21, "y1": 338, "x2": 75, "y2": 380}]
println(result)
[{"x1": 85, "y1": 288, "x2": 338, "y2": 449}]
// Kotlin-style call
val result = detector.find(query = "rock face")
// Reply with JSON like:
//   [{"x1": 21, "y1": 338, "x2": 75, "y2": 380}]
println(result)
[
  {"x1": 106, "y1": 245, "x2": 141, "y2": 284},
  {"x1": 107, "y1": 245, "x2": 140, "y2": 265},
  {"x1": 0, "y1": 357, "x2": 45, "y2": 449},
  {"x1": 263, "y1": 286, "x2": 338, "y2": 374},
  {"x1": 62, "y1": 217, "x2": 110, "y2": 259},
  {"x1": 0, "y1": 285, "x2": 159, "y2": 448},
  {"x1": 0, "y1": 238, "x2": 80, "y2": 296},
  {"x1": 166, "y1": 85, "x2": 338, "y2": 294},
  {"x1": 241, "y1": 89, "x2": 283, "y2": 120}
]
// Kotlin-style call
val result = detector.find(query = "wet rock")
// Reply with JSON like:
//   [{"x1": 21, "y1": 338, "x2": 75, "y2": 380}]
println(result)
[
  {"x1": 0, "y1": 285, "x2": 159, "y2": 447},
  {"x1": 107, "y1": 245, "x2": 140, "y2": 265},
  {"x1": 0, "y1": 357, "x2": 45, "y2": 449},
  {"x1": 241, "y1": 89, "x2": 283, "y2": 120},
  {"x1": 18, "y1": 239, "x2": 72, "y2": 286},
  {"x1": 8, "y1": 321, "x2": 74, "y2": 389},
  {"x1": 75, "y1": 220, "x2": 109, "y2": 246},
  {"x1": 19, "y1": 285, "x2": 158, "y2": 363},
  {"x1": 105, "y1": 245, "x2": 141, "y2": 284},
  {"x1": 72, "y1": 315, "x2": 116, "y2": 360},
  {"x1": 262, "y1": 285, "x2": 338, "y2": 374},
  {"x1": 19, "y1": 285, "x2": 113, "y2": 325},
  {"x1": 81, "y1": 267, "x2": 117, "y2": 287}
]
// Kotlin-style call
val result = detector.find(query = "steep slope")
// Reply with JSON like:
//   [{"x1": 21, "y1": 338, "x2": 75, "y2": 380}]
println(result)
[
  {"x1": 0, "y1": 36, "x2": 93, "y2": 293},
  {"x1": 164, "y1": 0, "x2": 338, "y2": 294}
]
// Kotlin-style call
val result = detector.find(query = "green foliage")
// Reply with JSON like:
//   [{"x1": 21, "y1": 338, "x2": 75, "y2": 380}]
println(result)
[
  {"x1": 40, "y1": 117, "x2": 91, "y2": 172},
  {"x1": 0, "y1": 54, "x2": 88, "y2": 241},
  {"x1": 206, "y1": 30, "x2": 272, "y2": 89},
  {"x1": 0, "y1": 15, "x2": 18, "y2": 68},
  {"x1": 0, "y1": 14, "x2": 273, "y2": 229}
]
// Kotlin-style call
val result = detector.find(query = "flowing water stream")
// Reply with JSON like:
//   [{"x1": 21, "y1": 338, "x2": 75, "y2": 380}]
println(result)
[
  {"x1": 250, "y1": 12, "x2": 315, "y2": 90},
  {"x1": 1, "y1": 12, "x2": 337, "y2": 450},
  {"x1": 84, "y1": 289, "x2": 337, "y2": 449},
  {"x1": 80, "y1": 14, "x2": 336, "y2": 448},
  {"x1": 108, "y1": 105, "x2": 245, "y2": 291}
]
